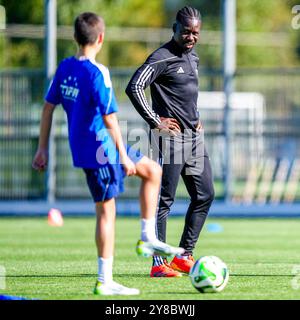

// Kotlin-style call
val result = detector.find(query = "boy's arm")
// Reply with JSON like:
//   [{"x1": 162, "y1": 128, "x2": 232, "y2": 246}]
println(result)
[
  {"x1": 103, "y1": 112, "x2": 136, "y2": 176},
  {"x1": 32, "y1": 102, "x2": 55, "y2": 171}
]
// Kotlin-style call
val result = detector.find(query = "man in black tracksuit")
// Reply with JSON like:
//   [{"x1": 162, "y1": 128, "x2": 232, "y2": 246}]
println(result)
[{"x1": 126, "y1": 6, "x2": 215, "y2": 277}]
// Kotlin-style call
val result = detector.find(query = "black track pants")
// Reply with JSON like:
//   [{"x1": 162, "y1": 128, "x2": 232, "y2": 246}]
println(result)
[{"x1": 151, "y1": 130, "x2": 215, "y2": 254}]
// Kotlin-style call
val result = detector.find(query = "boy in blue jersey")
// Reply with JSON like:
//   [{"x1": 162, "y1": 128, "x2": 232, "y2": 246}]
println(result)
[{"x1": 32, "y1": 12, "x2": 183, "y2": 296}]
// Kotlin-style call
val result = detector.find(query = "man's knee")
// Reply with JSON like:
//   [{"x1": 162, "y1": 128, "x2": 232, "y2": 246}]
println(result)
[
  {"x1": 207, "y1": 186, "x2": 215, "y2": 203},
  {"x1": 192, "y1": 186, "x2": 215, "y2": 206},
  {"x1": 157, "y1": 191, "x2": 175, "y2": 220},
  {"x1": 159, "y1": 194, "x2": 174, "y2": 209}
]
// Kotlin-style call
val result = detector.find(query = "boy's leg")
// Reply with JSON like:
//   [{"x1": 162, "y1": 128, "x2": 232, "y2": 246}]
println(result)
[
  {"x1": 84, "y1": 168, "x2": 139, "y2": 295},
  {"x1": 135, "y1": 157, "x2": 161, "y2": 220},
  {"x1": 95, "y1": 198, "x2": 115, "y2": 259},
  {"x1": 94, "y1": 198, "x2": 139, "y2": 296}
]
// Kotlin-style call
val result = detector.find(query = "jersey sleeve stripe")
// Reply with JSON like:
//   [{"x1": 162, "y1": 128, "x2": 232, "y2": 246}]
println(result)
[
  {"x1": 135, "y1": 66, "x2": 154, "y2": 118},
  {"x1": 140, "y1": 68, "x2": 160, "y2": 121},
  {"x1": 134, "y1": 65, "x2": 161, "y2": 125},
  {"x1": 105, "y1": 87, "x2": 113, "y2": 114},
  {"x1": 148, "y1": 55, "x2": 177, "y2": 66}
]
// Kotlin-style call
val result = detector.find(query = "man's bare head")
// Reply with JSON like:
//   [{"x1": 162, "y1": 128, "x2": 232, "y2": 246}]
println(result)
[{"x1": 173, "y1": 6, "x2": 201, "y2": 52}]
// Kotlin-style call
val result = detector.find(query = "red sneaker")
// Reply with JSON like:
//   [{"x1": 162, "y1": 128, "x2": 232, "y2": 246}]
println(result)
[
  {"x1": 170, "y1": 255, "x2": 195, "y2": 274},
  {"x1": 150, "y1": 261, "x2": 182, "y2": 277}
]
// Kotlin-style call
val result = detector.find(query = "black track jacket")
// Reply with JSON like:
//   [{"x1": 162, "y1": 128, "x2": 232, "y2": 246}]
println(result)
[{"x1": 126, "y1": 38, "x2": 200, "y2": 131}]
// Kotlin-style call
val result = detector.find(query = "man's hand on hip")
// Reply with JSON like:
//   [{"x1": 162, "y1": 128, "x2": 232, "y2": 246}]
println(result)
[
  {"x1": 156, "y1": 117, "x2": 181, "y2": 136},
  {"x1": 196, "y1": 120, "x2": 203, "y2": 132}
]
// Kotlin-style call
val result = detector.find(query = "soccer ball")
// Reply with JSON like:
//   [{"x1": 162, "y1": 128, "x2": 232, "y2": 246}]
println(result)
[{"x1": 189, "y1": 256, "x2": 229, "y2": 293}]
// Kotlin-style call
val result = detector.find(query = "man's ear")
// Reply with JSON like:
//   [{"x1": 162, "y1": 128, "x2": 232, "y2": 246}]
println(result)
[{"x1": 172, "y1": 22, "x2": 177, "y2": 33}]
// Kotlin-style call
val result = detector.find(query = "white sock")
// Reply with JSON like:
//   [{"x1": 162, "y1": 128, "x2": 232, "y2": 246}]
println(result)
[
  {"x1": 141, "y1": 217, "x2": 156, "y2": 242},
  {"x1": 98, "y1": 256, "x2": 113, "y2": 284}
]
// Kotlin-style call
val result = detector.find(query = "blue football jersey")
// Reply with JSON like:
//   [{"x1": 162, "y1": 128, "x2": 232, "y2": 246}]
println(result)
[{"x1": 46, "y1": 56, "x2": 119, "y2": 168}]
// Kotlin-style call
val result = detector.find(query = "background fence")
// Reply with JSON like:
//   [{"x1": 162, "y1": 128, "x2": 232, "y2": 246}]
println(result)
[{"x1": 1, "y1": 68, "x2": 300, "y2": 203}]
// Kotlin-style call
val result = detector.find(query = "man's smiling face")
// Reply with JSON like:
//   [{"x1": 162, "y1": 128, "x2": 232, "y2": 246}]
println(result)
[{"x1": 173, "y1": 18, "x2": 201, "y2": 52}]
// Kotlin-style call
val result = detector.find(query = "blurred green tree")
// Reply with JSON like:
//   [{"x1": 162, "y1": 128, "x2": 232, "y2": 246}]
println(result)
[
  {"x1": 0, "y1": 0, "x2": 299, "y2": 68},
  {"x1": 0, "y1": 0, "x2": 165, "y2": 68},
  {"x1": 165, "y1": 0, "x2": 300, "y2": 68}
]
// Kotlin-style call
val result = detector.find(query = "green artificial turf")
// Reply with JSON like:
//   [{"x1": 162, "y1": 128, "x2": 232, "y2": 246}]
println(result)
[{"x1": 0, "y1": 217, "x2": 300, "y2": 300}]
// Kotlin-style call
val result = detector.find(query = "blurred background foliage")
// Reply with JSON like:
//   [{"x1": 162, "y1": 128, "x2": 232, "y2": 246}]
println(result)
[{"x1": 0, "y1": 0, "x2": 300, "y2": 69}]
